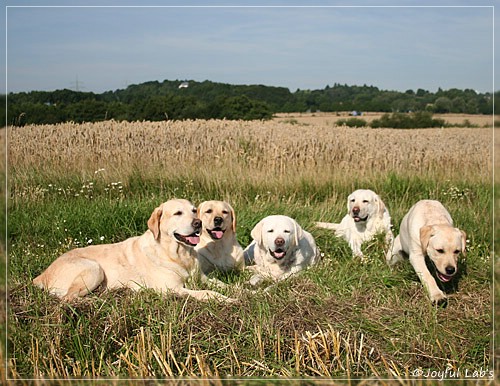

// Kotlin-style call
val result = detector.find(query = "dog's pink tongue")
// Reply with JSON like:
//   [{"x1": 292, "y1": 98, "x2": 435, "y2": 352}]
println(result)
[
  {"x1": 274, "y1": 251, "x2": 286, "y2": 259},
  {"x1": 186, "y1": 235, "x2": 200, "y2": 245},
  {"x1": 213, "y1": 230, "x2": 224, "y2": 239},
  {"x1": 438, "y1": 272, "x2": 452, "y2": 282}
]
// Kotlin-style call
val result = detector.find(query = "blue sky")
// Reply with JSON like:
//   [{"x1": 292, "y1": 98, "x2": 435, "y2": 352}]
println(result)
[{"x1": 3, "y1": 1, "x2": 498, "y2": 94}]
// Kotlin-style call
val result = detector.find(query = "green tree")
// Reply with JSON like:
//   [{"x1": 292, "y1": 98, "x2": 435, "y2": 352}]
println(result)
[
  {"x1": 220, "y1": 96, "x2": 271, "y2": 120},
  {"x1": 433, "y1": 97, "x2": 452, "y2": 113},
  {"x1": 451, "y1": 97, "x2": 466, "y2": 113}
]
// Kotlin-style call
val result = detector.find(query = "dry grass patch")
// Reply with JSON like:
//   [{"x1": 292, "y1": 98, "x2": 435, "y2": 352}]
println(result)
[{"x1": 274, "y1": 112, "x2": 496, "y2": 128}]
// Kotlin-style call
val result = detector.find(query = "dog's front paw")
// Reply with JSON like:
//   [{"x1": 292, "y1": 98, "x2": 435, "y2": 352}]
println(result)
[
  {"x1": 249, "y1": 274, "x2": 263, "y2": 287},
  {"x1": 353, "y1": 250, "x2": 365, "y2": 260},
  {"x1": 429, "y1": 289, "x2": 447, "y2": 305},
  {"x1": 386, "y1": 251, "x2": 402, "y2": 266}
]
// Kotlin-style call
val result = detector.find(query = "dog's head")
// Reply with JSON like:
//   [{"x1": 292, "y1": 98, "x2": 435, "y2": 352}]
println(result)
[
  {"x1": 147, "y1": 199, "x2": 201, "y2": 247},
  {"x1": 251, "y1": 215, "x2": 303, "y2": 262},
  {"x1": 420, "y1": 224, "x2": 466, "y2": 282},
  {"x1": 347, "y1": 189, "x2": 385, "y2": 223},
  {"x1": 197, "y1": 200, "x2": 236, "y2": 240}
]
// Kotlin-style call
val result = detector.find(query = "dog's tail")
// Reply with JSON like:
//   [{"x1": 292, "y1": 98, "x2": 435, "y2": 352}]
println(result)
[{"x1": 315, "y1": 221, "x2": 340, "y2": 231}]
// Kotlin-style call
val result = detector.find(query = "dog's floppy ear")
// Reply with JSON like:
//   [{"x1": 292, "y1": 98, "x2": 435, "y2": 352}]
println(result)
[
  {"x1": 376, "y1": 196, "x2": 386, "y2": 217},
  {"x1": 293, "y1": 219, "x2": 304, "y2": 246},
  {"x1": 250, "y1": 220, "x2": 264, "y2": 245},
  {"x1": 459, "y1": 229, "x2": 467, "y2": 257},
  {"x1": 148, "y1": 205, "x2": 163, "y2": 240},
  {"x1": 228, "y1": 203, "x2": 237, "y2": 233},
  {"x1": 419, "y1": 225, "x2": 434, "y2": 255},
  {"x1": 346, "y1": 195, "x2": 353, "y2": 212},
  {"x1": 196, "y1": 201, "x2": 205, "y2": 218}
]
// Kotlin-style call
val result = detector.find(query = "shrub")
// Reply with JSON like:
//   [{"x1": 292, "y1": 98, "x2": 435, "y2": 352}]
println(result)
[
  {"x1": 370, "y1": 111, "x2": 445, "y2": 129},
  {"x1": 336, "y1": 117, "x2": 367, "y2": 127}
]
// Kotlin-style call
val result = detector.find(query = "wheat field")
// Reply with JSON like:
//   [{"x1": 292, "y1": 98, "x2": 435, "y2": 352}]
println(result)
[{"x1": 7, "y1": 119, "x2": 492, "y2": 184}]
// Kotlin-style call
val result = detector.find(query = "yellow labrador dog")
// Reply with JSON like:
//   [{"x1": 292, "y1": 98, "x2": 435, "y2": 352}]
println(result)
[
  {"x1": 316, "y1": 189, "x2": 393, "y2": 258},
  {"x1": 387, "y1": 200, "x2": 466, "y2": 303},
  {"x1": 244, "y1": 215, "x2": 319, "y2": 286},
  {"x1": 33, "y1": 199, "x2": 232, "y2": 302},
  {"x1": 195, "y1": 200, "x2": 244, "y2": 274}
]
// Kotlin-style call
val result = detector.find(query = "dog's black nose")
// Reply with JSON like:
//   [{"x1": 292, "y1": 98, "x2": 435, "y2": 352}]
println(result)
[
  {"x1": 214, "y1": 216, "x2": 223, "y2": 226},
  {"x1": 445, "y1": 266, "x2": 456, "y2": 275},
  {"x1": 275, "y1": 237, "x2": 285, "y2": 247},
  {"x1": 192, "y1": 219, "x2": 202, "y2": 229}
]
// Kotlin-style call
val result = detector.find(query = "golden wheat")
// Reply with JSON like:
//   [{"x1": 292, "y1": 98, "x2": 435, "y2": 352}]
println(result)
[{"x1": 7, "y1": 119, "x2": 492, "y2": 184}]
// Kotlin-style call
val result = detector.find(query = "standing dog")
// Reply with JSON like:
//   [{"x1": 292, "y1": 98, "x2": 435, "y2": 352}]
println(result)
[
  {"x1": 316, "y1": 189, "x2": 393, "y2": 258},
  {"x1": 195, "y1": 200, "x2": 244, "y2": 274},
  {"x1": 244, "y1": 215, "x2": 319, "y2": 285},
  {"x1": 33, "y1": 199, "x2": 232, "y2": 302},
  {"x1": 387, "y1": 200, "x2": 466, "y2": 303}
]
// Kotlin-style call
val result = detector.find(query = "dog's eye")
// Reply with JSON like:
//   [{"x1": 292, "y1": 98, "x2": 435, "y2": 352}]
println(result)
[
  {"x1": 192, "y1": 208, "x2": 197, "y2": 214},
  {"x1": 362, "y1": 200, "x2": 369, "y2": 203},
  {"x1": 222, "y1": 210, "x2": 229, "y2": 215},
  {"x1": 174, "y1": 211, "x2": 183, "y2": 216},
  {"x1": 205, "y1": 209, "x2": 213, "y2": 214},
  {"x1": 267, "y1": 229, "x2": 274, "y2": 233},
  {"x1": 454, "y1": 249, "x2": 460, "y2": 254},
  {"x1": 436, "y1": 248, "x2": 445, "y2": 253},
  {"x1": 284, "y1": 230, "x2": 291, "y2": 233}
]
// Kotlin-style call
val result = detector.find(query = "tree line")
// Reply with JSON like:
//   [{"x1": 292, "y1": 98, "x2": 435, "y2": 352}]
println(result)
[{"x1": 3, "y1": 79, "x2": 497, "y2": 126}]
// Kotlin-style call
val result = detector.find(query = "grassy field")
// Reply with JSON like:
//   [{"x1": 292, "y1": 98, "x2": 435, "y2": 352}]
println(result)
[{"x1": 3, "y1": 117, "x2": 495, "y2": 383}]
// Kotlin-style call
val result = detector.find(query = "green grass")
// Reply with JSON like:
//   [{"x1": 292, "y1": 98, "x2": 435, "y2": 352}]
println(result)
[{"x1": 6, "y1": 172, "x2": 493, "y2": 381}]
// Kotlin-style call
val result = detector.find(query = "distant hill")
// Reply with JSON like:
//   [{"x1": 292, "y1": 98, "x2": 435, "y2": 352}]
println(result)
[{"x1": 3, "y1": 79, "x2": 497, "y2": 126}]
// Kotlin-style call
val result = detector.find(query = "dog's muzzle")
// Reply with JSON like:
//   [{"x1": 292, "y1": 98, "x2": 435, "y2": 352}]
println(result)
[{"x1": 351, "y1": 206, "x2": 368, "y2": 223}]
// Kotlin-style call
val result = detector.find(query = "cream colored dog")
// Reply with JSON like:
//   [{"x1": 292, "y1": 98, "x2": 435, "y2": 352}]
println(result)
[
  {"x1": 33, "y1": 199, "x2": 232, "y2": 302},
  {"x1": 244, "y1": 215, "x2": 319, "y2": 286},
  {"x1": 316, "y1": 189, "x2": 393, "y2": 258},
  {"x1": 387, "y1": 200, "x2": 466, "y2": 303},
  {"x1": 195, "y1": 200, "x2": 244, "y2": 274}
]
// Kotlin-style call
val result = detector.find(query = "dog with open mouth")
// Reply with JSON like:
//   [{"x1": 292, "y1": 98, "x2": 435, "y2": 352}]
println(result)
[
  {"x1": 195, "y1": 200, "x2": 244, "y2": 274},
  {"x1": 244, "y1": 215, "x2": 319, "y2": 286},
  {"x1": 33, "y1": 199, "x2": 233, "y2": 302},
  {"x1": 387, "y1": 199, "x2": 466, "y2": 304},
  {"x1": 316, "y1": 189, "x2": 393, "y2": 258}
]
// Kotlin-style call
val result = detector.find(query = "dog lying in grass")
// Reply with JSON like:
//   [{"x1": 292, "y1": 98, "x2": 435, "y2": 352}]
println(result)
[
  {"x1": 316, "y1": 189, "x2": 393, "y2": 258},
  {"x1": 195, "y1": 200, "x2": 245, "y2": 274},
  {"x1": 244, "y1": 215, "x2": 319, "y2": 286}
]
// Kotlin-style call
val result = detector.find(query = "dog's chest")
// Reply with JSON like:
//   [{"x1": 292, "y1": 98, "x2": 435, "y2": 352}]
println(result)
[
  {"x1": 267, "y1": 252, "x2": 296, "y2": 272},
  {"x1": 142, "y1": 242, "x2": 198, "y2": 274}
]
